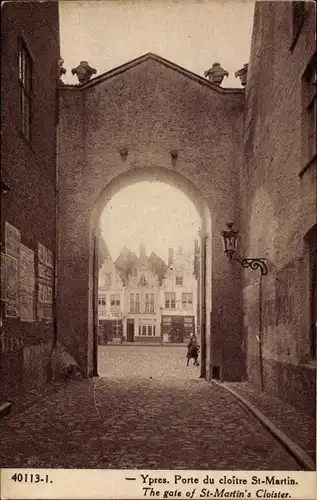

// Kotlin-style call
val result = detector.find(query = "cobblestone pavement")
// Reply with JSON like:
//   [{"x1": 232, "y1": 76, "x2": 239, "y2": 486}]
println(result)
[
  {"x1": 0, "y1": 346, "x2": 300, "y2": 469},
  {"x1": 224, "y1": 381, "x2": 316, "y2": 463}
]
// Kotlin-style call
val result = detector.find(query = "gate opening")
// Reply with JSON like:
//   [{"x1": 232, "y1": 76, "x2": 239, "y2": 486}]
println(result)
[{"x1": 92, "y1": 180, "x2": 210, "y2": 379}]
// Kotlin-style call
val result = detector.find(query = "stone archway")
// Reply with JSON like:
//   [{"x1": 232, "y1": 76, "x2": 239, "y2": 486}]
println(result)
[
  {"x1": 57, "y1": 163, "x2": 245, "y2": 383},
  {"x1": 57, "y1": 54, "x2": 246, "y2": 382}
]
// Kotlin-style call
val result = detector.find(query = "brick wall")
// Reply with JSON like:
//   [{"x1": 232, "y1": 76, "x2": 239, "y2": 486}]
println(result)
[
  {"x1": 241, "y1": 1, "x2": 316, "y2": 412},
  {"x1": 0, "y1": 1, "x2": 60, "y2": 399},
  {"x1": 58, "y1": 56, "x2": 246, "y2": 381}
]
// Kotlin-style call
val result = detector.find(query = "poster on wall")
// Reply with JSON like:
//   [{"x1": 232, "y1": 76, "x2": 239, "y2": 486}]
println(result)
[
  {"x1": 20, "y1": 244, "x2": 35, "y2": 322},
  {"x1": 38, "y1": 242, "x2": 54, "y2": 268},
  {"x1": 38, "y1": 283, "x2": 53, "y2": 303},
  {"x1": 5, "y1": 222, "x2": 21, "y2": 260},
  {"x1": 38, "y1": 262, "x2": 54, "y2": 282},
  {"x1": 5, "y1": 254, "x2": 19, "y2": 318},
  {"x1": 20, "y1": 295, "x2": 34, "y2": 322},
  {"x1": 37, "y1": 242, "x2": 54, "y2": 323}
]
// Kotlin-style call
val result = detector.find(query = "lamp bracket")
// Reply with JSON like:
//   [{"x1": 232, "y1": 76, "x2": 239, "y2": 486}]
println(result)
[{"x1": 232, "y1": 256, "x2": 268, "y2": 276}]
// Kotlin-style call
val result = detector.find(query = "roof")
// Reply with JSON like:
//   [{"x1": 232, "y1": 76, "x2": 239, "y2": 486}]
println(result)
[
  {"x1": 60, "y1": 52, "x2": 244, "y2": 95},
  {"x1": 148, "y1": 252, "x2": 168, "y2": 284},
  {"x1": 98, "y1": 231, "x2": 112, "y2": 265},
  {"x1": 115, "y1": 247, "x2": 139, "y2": 277}
]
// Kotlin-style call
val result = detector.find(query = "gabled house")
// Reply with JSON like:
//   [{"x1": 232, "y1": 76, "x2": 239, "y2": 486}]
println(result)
[
  {"x1": 123, "y1": 243, "x2": 161, "y2": 343},
  {"x1": 161, "y1": 247, "x2": 198, "y2": 343},
  {"x1": 98, "y1": 237, "x2": 125, "y2": 343}
]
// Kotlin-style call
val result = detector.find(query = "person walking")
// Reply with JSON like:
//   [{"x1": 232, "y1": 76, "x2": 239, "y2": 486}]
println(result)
[{"x1": 186, "y1": 333, "x2": 199, "y2": 366}]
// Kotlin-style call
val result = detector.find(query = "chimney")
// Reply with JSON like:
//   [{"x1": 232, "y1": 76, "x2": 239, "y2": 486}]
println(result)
[
  {"x1": 168, "y1": 248, "x2": 174, "y2": 267},
  {"x1": 178, "y1": 245, "x2": 183, "y2": 254},
  {"x1": 139, "y1": 241, "x2": 146, "y2": 260}
]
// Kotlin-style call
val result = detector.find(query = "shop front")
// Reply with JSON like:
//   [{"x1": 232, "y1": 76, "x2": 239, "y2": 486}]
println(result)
[{"x1": 162, "y1": 315, "x2": 195, "y2": 344}]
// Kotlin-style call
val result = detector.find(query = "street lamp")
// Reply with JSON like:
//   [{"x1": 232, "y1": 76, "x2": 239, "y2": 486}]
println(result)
[{"x1": 221, "y1": 223, "x2": 268, "y2": 276}]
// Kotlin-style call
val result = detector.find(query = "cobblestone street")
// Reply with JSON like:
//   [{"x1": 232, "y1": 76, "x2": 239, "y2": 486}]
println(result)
[{"x1": 0, "y1": 346, "x2": 300, "y2": 470}]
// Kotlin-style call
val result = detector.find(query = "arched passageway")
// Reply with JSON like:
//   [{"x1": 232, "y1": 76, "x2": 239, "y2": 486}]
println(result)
[
  {"x1": 57, "y1": 164, "x2": 245, "y2": 383},
  {"x1": 90, "y1": 169, "x2": 212, "y2": 379}
]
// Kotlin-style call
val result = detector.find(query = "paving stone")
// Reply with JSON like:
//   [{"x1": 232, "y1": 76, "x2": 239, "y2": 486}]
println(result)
[{"x1": 0, "y1": 346, "x2": 301, "y2": 469}]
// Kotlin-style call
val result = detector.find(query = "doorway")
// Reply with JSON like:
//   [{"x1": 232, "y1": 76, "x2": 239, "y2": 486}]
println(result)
[{"x1": 127, "y1": 320, "x2": 135, "y2": 343}]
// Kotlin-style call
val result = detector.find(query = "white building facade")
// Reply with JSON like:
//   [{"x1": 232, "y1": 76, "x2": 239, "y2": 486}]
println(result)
[
  {"x1": 123, "y1": 261, "x2": 161, "y2": 343},
  {"x1": 98, "y1": 245, "x2": 197, "y2": 344}
]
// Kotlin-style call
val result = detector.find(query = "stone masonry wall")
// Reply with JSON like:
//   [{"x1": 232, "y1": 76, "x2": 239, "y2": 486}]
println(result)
[
  {"x1": 0, "y1": 1, "x2": 60, "y2": 399},
  {"x1": 58, "y1": 57, "x2": 246, "y2": 381},
  {"x1": 241, "y1": 1, "x2": 316, "y2": 412}
]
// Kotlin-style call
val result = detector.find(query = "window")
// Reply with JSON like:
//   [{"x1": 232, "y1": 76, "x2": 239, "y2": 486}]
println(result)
[
  {"x1": 145, "y1": 294, "x2": 149, "y2": 312},
  {"x1": 138, "y1": 322, "x2": 156, "y2": 336},
  {"x1": 110, "y1": 294, "x2": 120, "y2": 308},
  {"x1": 182, "y1": 293, "x2": 193, "y2": 310},
  {"x1": 130, "y1": 293, "x2": 140, "y2": 313},
  {"x1": 165, "y1": 292, "x2": 176, "y2": 309},
  {"x1": 302, "y1": 54, "x2": 317, "y2": 165},
  {"x1": 136, "y1": 293, "x2": 140, "y2": 312},
  {"x1": 291, "y1": 2, "x2": 306, "y2": 50},
  {"x1": 139, "y1": 274, "x2": 147, "y2": 286},
  {"x1": 113, "y1": 320, "x2": 122, "y2": 337},
  {"x1": 145, "y1": 293, "x2": 155, "y2": 313},
  {"x1": 130, "y1": 293, "x2": 134, "y2": 313},
  {"x1": 104, "y1": 273, "x2": 112, "y2": 286},
  {"x1": 18, "y1": 37, "x2": 32, "y2": 140},
  {"x1": 176, "y1": 272, "x2": 183, "y2": 286},
  {"x1": 98, "y1": 296, "x2": 106, "y2": 306}
]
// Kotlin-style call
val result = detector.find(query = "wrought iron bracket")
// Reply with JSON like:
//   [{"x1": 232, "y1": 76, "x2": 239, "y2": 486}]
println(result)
[{"x1": 232, "y1": 256, "x2": 268, "y2": 276}]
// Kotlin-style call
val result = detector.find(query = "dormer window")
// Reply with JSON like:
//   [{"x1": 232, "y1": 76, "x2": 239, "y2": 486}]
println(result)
[
  {"x1": 139, "y1": 274, "x2": 147, "y2": 286},
  {"x1": 176, "y1": 272, "x2": 183, "y2": 286}
]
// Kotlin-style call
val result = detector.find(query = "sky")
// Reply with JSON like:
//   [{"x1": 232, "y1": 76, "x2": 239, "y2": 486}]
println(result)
[
  {"x1": 100, "y1": 182, "x2": 201, "y2": 262},
  {"x1": 59, "y1": 0, "x2": 255, "y2": 87},
  {"x1": 59, "y1": 0, "x2": 255, "y2": 261}
]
